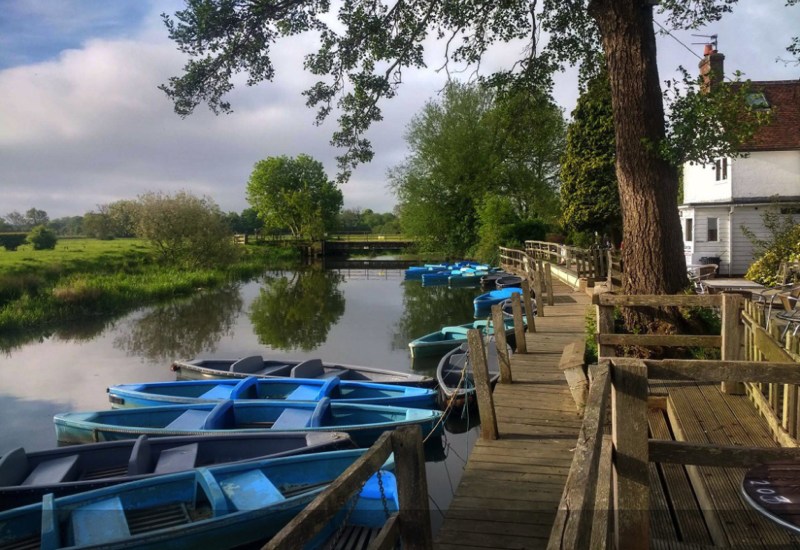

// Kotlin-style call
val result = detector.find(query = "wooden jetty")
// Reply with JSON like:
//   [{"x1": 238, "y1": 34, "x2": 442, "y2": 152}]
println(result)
[{"x1": 435, "y1": 276, "x2": 591, "y2": 550}]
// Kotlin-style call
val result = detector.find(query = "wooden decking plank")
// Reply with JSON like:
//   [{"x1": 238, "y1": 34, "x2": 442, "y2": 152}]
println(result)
[
  {"x1": 669, "y1": 386, "x2": 793, "y2": 548},
  {"x1": 650, "y1": 460, "x2": 680, "y2": 542},
  {"x1": 648, "y1": 408, "x2": 714, "y2": 545},
  {"x1": 434, "y1": 283, "x2": 589, "y2": 550}
]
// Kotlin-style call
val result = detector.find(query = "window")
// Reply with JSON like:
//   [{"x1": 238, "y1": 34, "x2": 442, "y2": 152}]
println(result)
[
  {"x1": 685, "y1": 218, "x2": 693, "y2": 242},
  {"x1": 707, "y1": 217, "x2": 718, "y2": 242},
  {"x1": 714, "y1": 158, "x2": 728, "y2": 181},
  {"x1": 746, "y1": 92, "x2": 770, "y2": 110}
]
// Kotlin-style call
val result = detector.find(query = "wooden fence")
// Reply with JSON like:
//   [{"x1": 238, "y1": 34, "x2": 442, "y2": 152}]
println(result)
[
  {"x1": 264, "y1": 426, "x2": 432, "y2": 549},
  {"x1": 548, "y1": 293, "x2": 800, "y2": 549},
  {"x1": 498, "y1": 246, "x2": 554, "y2": 315},
  {"x1": 525, "y1": 240, "x2": 616, "y2": 281}
]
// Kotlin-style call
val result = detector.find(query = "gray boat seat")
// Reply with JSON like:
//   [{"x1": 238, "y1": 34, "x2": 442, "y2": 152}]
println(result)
[
  {"x1": 154, "y1": 443, "x2": 199, "y2": 474},
  {"x1": 199, "y1": 384, "x2": 234, "y2": 400},
  {"x1": 71, "y1": 496, "x2": 130, "y2": 546},
  {"x1": 165, "y1": 409, "x2": 210, "y2": 431},
  {"x1": 127, "y1": 435, "x2": 152, "y2": 475},
  {"x1": 0, "y1": 447, "x2": 28, "y2": 486},
  {"x1": 22, "y1": 454, "x2": 79, "y2": 486},
  {"x1": 290, "y1": 359, "x2": 324, "y2": 379},
  {"x1": 230, "y1": 355, "x2": 264, "y2": 374},
  {"x1": 202, "y1": 400, "x2": 235, "y2": 430},
  {"x1": 271, "y1": 407, "x2": 314, "y2": 430},
  {"x1": 220, "y1": 469, "x2": 284, "y2": 510}
]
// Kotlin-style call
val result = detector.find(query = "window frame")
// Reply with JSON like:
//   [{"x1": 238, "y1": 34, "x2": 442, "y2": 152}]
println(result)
[{"x1": 707, "y1": 217, "x2": 719, "y2": 242}]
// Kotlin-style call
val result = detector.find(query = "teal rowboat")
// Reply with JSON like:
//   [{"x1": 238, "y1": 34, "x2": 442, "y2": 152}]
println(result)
[
  {"x1": 408, "y1": 319, "x2": 516, "y2": 359},
  {"x1": 54, "y1": 398, "x2": 443, "y2": 448},
  {"x1": 0, "y1": 449, "x2": 397, "y2": 549}
]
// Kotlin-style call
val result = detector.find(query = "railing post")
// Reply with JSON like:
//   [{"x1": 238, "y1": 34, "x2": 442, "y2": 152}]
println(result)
[
  {"x1": 522, "y1": 279, "x2": 536, "y2": 333},
  {"x1": 534, "y1": 262, "x2": 545, "y2": 317},
  {"x1": 597, "y1": 303, "x2": 616, "y2": 359},
  {"x1": 467, "y1": 329, "x2": 499, "y2": 440},
  {"x1": 545, "y1": 263, "x2": 555, "y2": 306},
  {"x1": 392, "y1": 426, "x2": 433, "y2": 549},
  {"x1": 611, "y1": 360, "x2": 650, "y2": 550},
  {"x1": 511, "y1": 293, "x2": 527, "y2": 354},
  {"x1": 491, "y1": 304, "x2": 513, "y2": 384},
  {"x1": 721, "y1": 293, "x2": 745, "y2": 395}
]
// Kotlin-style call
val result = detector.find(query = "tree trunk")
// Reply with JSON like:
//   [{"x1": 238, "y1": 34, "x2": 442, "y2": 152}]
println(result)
[{"x1": 590, "y1": 0, "x2": 687, "y2": 302}]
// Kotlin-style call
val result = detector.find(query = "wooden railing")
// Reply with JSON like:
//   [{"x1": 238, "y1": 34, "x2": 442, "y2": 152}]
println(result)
[
  {"x1": 264, "y1": 426, "x2": 432, "y2": 549},
  {"x1": 499, "y1": 246, "x2": 554, "y2": 315},
  {"x1": 742, "y1": 299, "x2": 800, "y2": 446},
  {"x1": 549, "y1": 357, "x2": 800, "y2": 550},
  {"x1": 526, "y1": 240, "x2": 617, "y2": 281},
  {"x1": 548, "y1": 292, "x2": 800, "y2": 549}
]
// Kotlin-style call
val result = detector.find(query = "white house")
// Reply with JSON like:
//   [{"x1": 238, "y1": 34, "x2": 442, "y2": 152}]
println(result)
[{"x1": 679, "y1": 48, "x2": 800, "y2": 276}]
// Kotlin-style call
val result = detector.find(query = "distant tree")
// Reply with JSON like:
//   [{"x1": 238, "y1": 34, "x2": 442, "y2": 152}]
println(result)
[
  {"x1": 27, "y1": 225, "x2": 57, "y2": 250},
  {"x1": 25, "y1": 208, "x2": 49, "y2": 227},
  {"x1": 560, "y1": 69, "x2": 622, "y2": 244},
  {"x1": 246, "y1": 155, "x2": 343, "y2": 240},
  {"x1": 103, "y1": 200, "x2": 140, "y2": 238},
  {"x1": 49, "y1": 216, "x2": 84, "y2": 236},
  {"x1": 4, "y1": 211, "x2": 27, "y2": 230},
  {"x1": 337, "y1": 208, "x2": 367, "y2": 232},
  {"x1": 0, "y1": 218, "x2": 10, "y2": 232},
  {"x1": 135, "y1": 191, "x2": 238, "y2": 268},
  {"x1": 82, "y1": 212, "x2": 116, "y2": 240}
]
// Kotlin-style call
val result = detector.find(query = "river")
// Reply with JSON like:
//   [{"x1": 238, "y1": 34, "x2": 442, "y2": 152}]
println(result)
[{"x1": 0, "y1": 264, "x2": 484, "y2": 533}]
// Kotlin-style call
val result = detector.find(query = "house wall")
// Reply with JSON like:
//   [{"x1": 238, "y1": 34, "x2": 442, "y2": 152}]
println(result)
[
  {"x1": 683, "y1": 161, "x2": 731, "y2": 203},
  {"x1": 679, "y1": 206, "x2": 731, "y2": 273},
  {"x1": 732, "y1": 151, "x2": 800, "y2": 198}
]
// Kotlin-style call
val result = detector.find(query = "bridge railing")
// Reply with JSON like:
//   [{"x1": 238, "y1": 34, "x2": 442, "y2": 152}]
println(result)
[{"x1": 525, "y1": 240, "x2": 618, "y2": 282}]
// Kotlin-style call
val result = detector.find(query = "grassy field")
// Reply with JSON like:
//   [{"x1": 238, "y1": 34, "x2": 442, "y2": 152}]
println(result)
[{"x1": 0, "y1": 238, "x2": 296, "y2": 339}]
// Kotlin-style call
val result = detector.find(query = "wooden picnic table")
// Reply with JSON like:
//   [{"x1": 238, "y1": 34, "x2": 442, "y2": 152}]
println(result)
[{"x1": 701, "y1": 278, "x2": 766, "y2": 295}]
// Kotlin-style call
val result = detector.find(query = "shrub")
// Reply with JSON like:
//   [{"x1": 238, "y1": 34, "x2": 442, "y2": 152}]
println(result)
[
  {"x1": 0, "y1": 233, "x2": 28, "y2": 251},
  {"x1": 745, "y1": 218, "x2": 800, "y2": 286},
  {"x1": 26, "y1": 226, "x2": 58, "y2": 250}
]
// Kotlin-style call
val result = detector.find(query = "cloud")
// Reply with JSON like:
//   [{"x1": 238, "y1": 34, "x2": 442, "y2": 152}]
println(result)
[{"x1": 0, "y1": 0, "x2": 797, "y2": 219}]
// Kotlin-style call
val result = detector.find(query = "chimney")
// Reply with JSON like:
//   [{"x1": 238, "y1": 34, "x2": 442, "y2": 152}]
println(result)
[{"x1": 699, "y1": 44, "x2": 725, "y2": 93}]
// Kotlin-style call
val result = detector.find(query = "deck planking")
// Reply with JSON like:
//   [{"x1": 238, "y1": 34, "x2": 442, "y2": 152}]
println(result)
[{"x1": 434, "y1": 280, "x2": 590, "y2": 550}]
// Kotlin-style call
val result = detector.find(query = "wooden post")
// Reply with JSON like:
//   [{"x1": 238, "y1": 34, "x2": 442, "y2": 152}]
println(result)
[
  {"x1": 491, "y1": 304, "x2": 513, "y2": 384},
  {"x1": 534, "y1": 266, "x2": 545, "y2": 317},
  {"x1": 545, "y1": 262, "x2": 555, "y2": 306},
  {"x1": 611, "y1": 360, "x2": 650, "y2": 550},
  {"x1": 597, "y1": 304, "x2": 616, "y2": 359},
  {"x1": 521, "y1": 279, "x2": 536, "y2": 333},
  {"x1": 721, "y1": 293, "x2": 745, "y2": 394},
  {"x1": 392, "y1": 426, "x2": 433, "y2": 549},
  {"x1": 511, "y1": 293, "x2": 527, "y2": 354},
  {"x1": 467, "y1": 329, "x2": 499, "y2": 440}
]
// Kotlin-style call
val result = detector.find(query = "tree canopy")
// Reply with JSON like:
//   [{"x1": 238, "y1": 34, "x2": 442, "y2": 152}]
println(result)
[
  {"x1": 161, "y1": 0, "x2": 796, "y2": 300},
  {"x1": 560, "y1": 69, "x2": 621, "y2": 245},
  {"x1": 246, "y1": 154, "x2": 343, "y2": 240}
]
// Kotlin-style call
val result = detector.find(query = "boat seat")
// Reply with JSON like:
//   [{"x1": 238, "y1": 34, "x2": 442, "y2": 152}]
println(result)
[
  {"x1": 309, "y1": 398, "x2": 332, "y2": 428},
  {"x1": 229, "y1": 355, "x2": 264, "y2": 374},
  {"x1": 0, "y1": 447, "x2": 28, "y2": 485},
  {"x1": 165, "y1": 409, "x2": 210, "y2": 431},
  {"x1": 202, "y1": 400, "x2": 236, "y2": 430},
  {"x1": 200, "y1": 384, "x2": 234, "y2": 400},
  {"x1": 442, "y1": 326, "x2": 470, "y2": 336},
  {"x1": 320, "y1": 368, "x2": 348, "y2": 380},
  {"x1": 285, "y1": 384, "x2": 323, "y2": 401},
  {"x1": 316, "y1": 376, "x2": 340, "y2": 399},
  {"x1": 22, "y1": 454, "x2": 79, "y2": 486},
  {"x1": 127, "y1": 435, "x2": 152, "y2": 475},
  {"x1": 71, "y1": 496, "x2": 130, "y2": 546},
  {"x1": 220, "y1": 469, "x2": 284, "y2": 510},
  {"x1": 290, "y1": 359, "x2": 324, "y2": 379},
  {"x1": 41, "y1": 493, "x2": 59, "y2": 550},
  {"x1": 271, "y1": 407, "x2": 314, "y2": 430},
  {"x1": 229, "y1": 376, "x2": 259, "y2": 399},
  {"x1": 154, "y1": 443, "x2": 199, "y2": 474}
]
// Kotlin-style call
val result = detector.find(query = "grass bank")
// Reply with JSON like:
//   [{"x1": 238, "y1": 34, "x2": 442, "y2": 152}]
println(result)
[{"x1": 0, "y1": 238, "x2": 299, "y2": 335}]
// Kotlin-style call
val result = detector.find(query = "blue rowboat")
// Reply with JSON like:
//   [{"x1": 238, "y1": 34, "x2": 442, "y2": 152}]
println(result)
[
  {"x1": 170, "y1": 356, "x2": 433, "y2": 387},
  {"x1": 54, "y1": 399, "x2": 443, "y2": 448},
  {"x1": 437, "y1": 339, "x2": 510, "y2": 406},
  {"x1": 499, "y1": 297, "x2": 536, "y2": 319},
  {"x1": 473, "y1": 287, "x2": 523, "y2": 317},
  {"x1": 0, "y1": 449, "x2": 397, "y2": 549},
  {"x1": 107, "y1": 376, "x2": 438, "y2": 409},
  {"x1": 403, "y1": 265, "x2": 449, "y2": 280},
  {"x1": 0, "y1": 432, "x2": 354, "y2": 512},
  {"x1": 408, "y1": 319, "x2": 516, "y2": 359}
]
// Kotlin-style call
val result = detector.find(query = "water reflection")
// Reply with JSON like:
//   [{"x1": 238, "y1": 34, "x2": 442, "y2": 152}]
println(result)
[
  {"x1": 0, "y1": 316, "x2": 116, "y2": 355},
  {"x1": 249, "y1": 269, "x2": 345, "y2": 352},
  {"x1": 114, "y1": 285, "x2": 243, "y2": 362},
  {"x1": 392, "y1": 283, "x2": 478, "y2": 351}
]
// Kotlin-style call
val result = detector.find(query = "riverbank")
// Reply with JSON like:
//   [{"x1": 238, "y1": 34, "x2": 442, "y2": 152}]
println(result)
[{"x1": 0, "y1": 238, "x2": 299, "y2": 342}]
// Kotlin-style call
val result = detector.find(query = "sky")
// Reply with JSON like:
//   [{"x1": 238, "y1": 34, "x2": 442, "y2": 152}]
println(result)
[{"x1": 0, "y1": 0, "x2": 798, "y2": 220}]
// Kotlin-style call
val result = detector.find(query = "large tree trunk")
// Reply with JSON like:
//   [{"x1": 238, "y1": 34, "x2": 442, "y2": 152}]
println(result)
[{"x1": 590, "y1": 0, "x2": 687, "y2": 300}]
